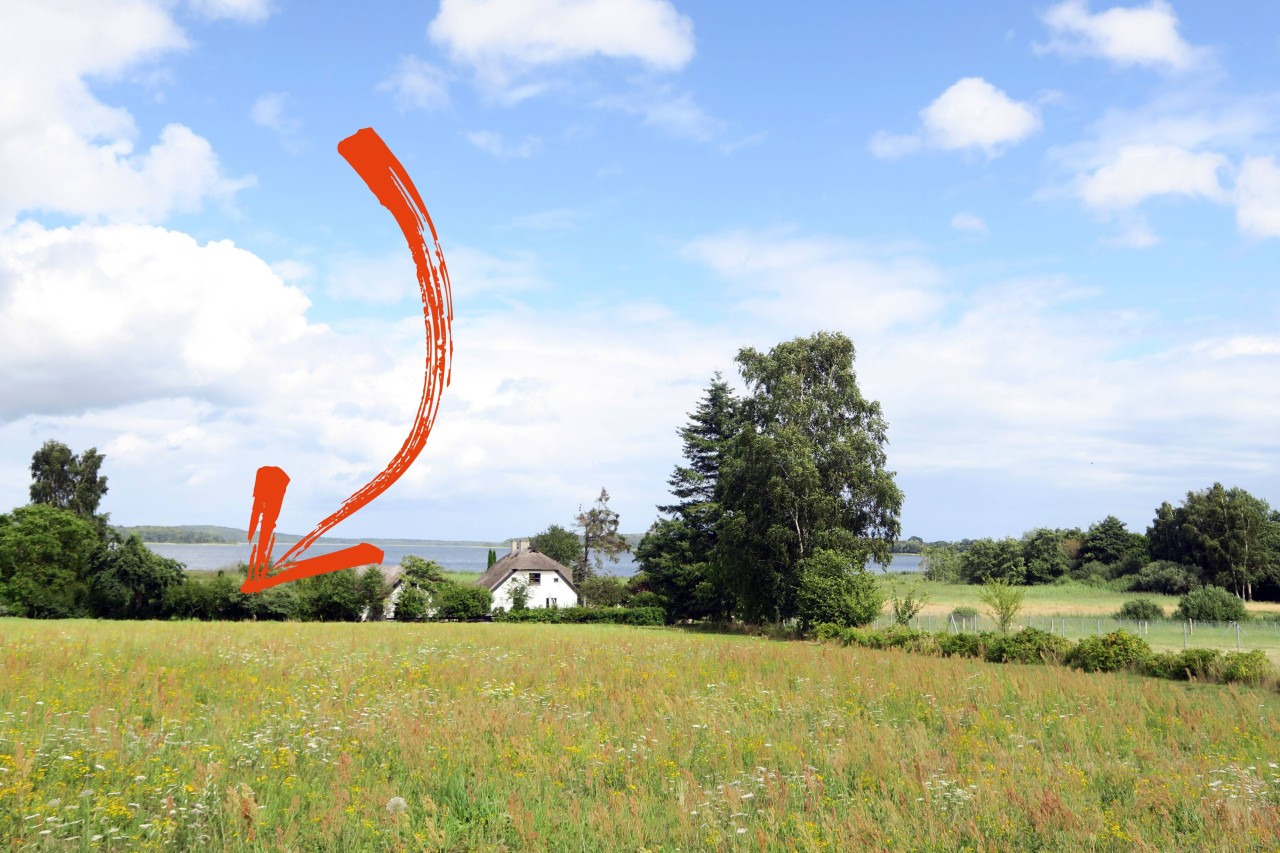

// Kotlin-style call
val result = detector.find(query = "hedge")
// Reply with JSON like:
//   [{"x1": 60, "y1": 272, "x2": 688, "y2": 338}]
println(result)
[{"x1": 494, "y1": 606, "x2": 664, "y2": 626}]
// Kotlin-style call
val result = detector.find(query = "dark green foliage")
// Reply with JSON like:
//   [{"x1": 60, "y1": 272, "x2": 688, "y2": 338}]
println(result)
[
  {"x1": 983, "y1": 628, "x2": 1071, "y2": 665},
  {"x1": 950, "y1": 606, "x2": 978, "y2": 619},
  {"x1": 487, "y1": 549, "x2": 497, "y2": 569},
  {"x1": 432, "y1": 582, "x2": 493, "y2": 620},
  {"x1": 1149, "y1": 484, "x2": 1275, "y2": 600},
  {"x1": 1175, "y1": 586, "x2": 1247, "y2": 622},
  {"x1": 1145, "y1": 648, "x2": 1224, "y2": 681},
  {"x1": 358, "y1": 566, "x2": 386, "y2": 621},
  {"x1": 29, "y1": 440, "x2": 109, "y2": 520},
  {"x1": 401, "y1": 555, "x2": 447, "y2": 587},
  {"x1": 0, "y1": 503, "x2": 99, "y2": 618},
  {"x1": 1116, "y1": 598, "x2": 1165, "y2": 621},
  {"x1": 812, "y1": 622, "x2": 843, "y2": 641},
  {"x1": 1079, "y1": 516, "x2": 1147, "y2": 567},
  {"x1": 394, "y1": 583, "x2": 428, "y2": 621},
  {"x1": 794, "y1": 548, "x2": 884, "y2": 629},
  {"x1": 87, "y1": 533, "x2": 185, "y2": 619},
  {"x1": 960, "y1": 538, "x2": 1026, "y2": 585},
  {"x1": 1064, "y1": 631, "x2": 1154, "y2": 673},
  {"x1": 718, "y1": 333, "x2": 902, "y2": 623},
  {"x1": 938, "y1": 632, "x2": 987, "y2": 658},
  {"x1": 636, "y1": 375, "x2": 740, "y2": 623},
  {"x1": 1220, "y1": 650, "x2": 1275, "y2": 685},
  {"x1": 494, "y1": 606, "x2": 664, "y2": 626},
  {"x1": 1070, "y1": 560, "x2": 1112, "y2": 586},
  {"x1": 577, "y1": 574, "x2": 628, "y2": 607},
  {"x1": 296, "y1": 569, "x2": 365, "y2": 622},
  {"x1": 531, "y1": 524, "x2": 580, "y2": 569},
  {"x1": 1021, "y1": 529, "x2": 1070, "y2": 584},
  {"x1": 1129, "y1": 560, "x2": 1199, "y2": 595}
]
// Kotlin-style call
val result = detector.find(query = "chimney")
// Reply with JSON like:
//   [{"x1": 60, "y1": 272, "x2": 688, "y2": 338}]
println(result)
[{"x1": 510, "y1": 539, "x2": 519, "y2": 554}]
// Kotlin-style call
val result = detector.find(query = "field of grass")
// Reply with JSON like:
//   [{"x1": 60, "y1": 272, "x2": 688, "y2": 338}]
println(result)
[
  {"x1": 882, "y1": 574, "x2": 1280, "y2": 660},
  {"x1": 4, "y1": 620, "x2": 1280, "y2": 850}
]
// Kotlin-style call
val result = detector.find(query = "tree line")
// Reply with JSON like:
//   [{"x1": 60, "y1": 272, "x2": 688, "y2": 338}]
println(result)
[{"x1": 919, "y1": 485, "x2": 1280, "y2": 602}]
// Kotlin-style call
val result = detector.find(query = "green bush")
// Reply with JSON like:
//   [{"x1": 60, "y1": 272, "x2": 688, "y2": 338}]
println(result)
[
  {"x1": 1131, "y1": 561, "x2": 1198, "y2": 595},
  {"x1": 1175, "y1": 586, "x2": 1247, "y2": 623},
  {"x1": 1221, "y1": 650, "x2": 1275, "y2": 686},
  {"x1": 950, "y1": 606, "x2": 978, "y2": 620},
  {"x1": 1064, "y1": 631, "x2": 1154, "y2": 673},
  {"x1": 813, "y1": 622, "x2": 842, "y2": 641},
  {"x1": 432, "y1": 583, "x2": 493, "y2": 620},
  {"x1": 494, "y1": 606, "x2": 664, "y2": 626},
  {"x1": 1116, "y1": 598, "x2": 1165, "y2": 621},
  {"x1": 938, "y1": 632, "x2": 992, "y2": 658},
  {"x1": 1144, "y1": 648, "x2": 1224, "y2": 681},
  {"x1": 984, "y1": 628, "x2": 1071, "y2": 665}
]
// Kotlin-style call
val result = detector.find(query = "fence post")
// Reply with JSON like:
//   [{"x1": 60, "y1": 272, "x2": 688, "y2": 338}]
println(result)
[
  {"x1": 1235, "y1": 621, "x2": 1241, "y2": 652},
  {"x1": 1183, "y1": 620, "x2": 1187, "y2": 649}
]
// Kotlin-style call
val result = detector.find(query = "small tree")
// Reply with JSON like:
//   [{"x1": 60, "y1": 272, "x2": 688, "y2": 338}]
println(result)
[
  {"x1": 1175, "y1": 586, "x2": 1248, "y2": 622},
  {"x1": 578, "y1": 574, "x2": 628, "y2": 607},
  {"x1": 394, "y1": 583, "x2": 428, "y2": 621},
  {"x1": 401, "y1": 555, "x2": 447, "y2": 587},
  {"x1": 508, "y1": 578, "x2": 530, "y2": 611},
  {"x1": 921, "y1": 544, "x2": 962, "y2": 583},
  {"x1": 359, "y1": 566, "x2": 387, "y2": 621},
  {"x1": 434, "y1": 582, "x2": 493, "y2": 619},
  {"x1": 574, "y1": 488, "x2": 631, "y2": 586},
  {"x1": 487, "y1": 548, "x2": 497, "y2": 568},
  {"x1": 889, "y1": 581, "x2": 929, "y2": 626},
  {"x1": 978, "y1": 578, "x2": 1026, "y2": 633},
  {"x1": 795, "y1": 548, "x2": 884, "y2": 629},
  {"x1": 1116, "y1": 598, "x2": 1164, "y2": 621}
]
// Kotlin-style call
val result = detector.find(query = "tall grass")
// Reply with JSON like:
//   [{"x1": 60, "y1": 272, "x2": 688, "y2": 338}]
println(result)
[{"x1": 2, "y1": 619, "x2": 1280, "y2": 850}]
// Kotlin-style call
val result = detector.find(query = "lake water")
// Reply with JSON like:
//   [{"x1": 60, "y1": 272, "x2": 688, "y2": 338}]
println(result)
[{"x1": 149, "y1": 542, "x2": 922, "y2": 577}]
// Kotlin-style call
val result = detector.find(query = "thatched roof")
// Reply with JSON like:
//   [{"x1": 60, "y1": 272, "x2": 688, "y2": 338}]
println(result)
[{"x1": 475, "y1": 548, "x2": 577, "y2": 594}]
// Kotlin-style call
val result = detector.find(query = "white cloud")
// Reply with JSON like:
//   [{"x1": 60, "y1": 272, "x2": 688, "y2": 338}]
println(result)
[
  {"x1": 872, "y1": 78, "x2": 1040, "y2": 160},
  {"x1": 950, "y1": 212, "x2": 989, "y2": 234},
  {"x1": 920, "y1": 78, "x2": 1042, "y2": 157},
  {"x1": 1102, "y1": 217, "x2": 1161, "y2": 248},
  {"x1": 1077, "y1": 143, "x2": 1228, "y2": 210},
  {"x1": 465, "y1": 130, "x2": 541, "y2": 160},
  {"x1": 0, "y1": 0, "x2": 252, "y2": 224},
  {"x1": 1036, "y1": 0, "x2": 1207, "y2": 73},
  {"x1": 868, "y1": 131, "x2": 921, "y2": 159},
  {"x1": 250, "y1": 92, "x2": 299, "y2": 135},
  {"x1": 187, "y1": 0, "x2": 273, "y2": 23},
  {"x1": 1235, "y1": 156, "x2": 1280, "y2": 238},
  {"x1": 594, "y1": 88, "x2": 724, "y2": 142},
  {"x1": 683, "y1": 229, "x2": 946, "y2": 338},
  {"x1": 377, "y1": 56, "x2": 451, "y2": 112},
  {"x1": 428, "y1": 0, "x2": 695, "y2": 87}
]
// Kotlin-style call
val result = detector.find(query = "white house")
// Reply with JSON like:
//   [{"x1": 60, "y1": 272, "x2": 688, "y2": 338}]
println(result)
[
  {"x1": 380, "y1": 538, "x2": 577, "y2": 620},
  {"x1": 476, "y1": 538, "x2": 578, "y2": 611}
]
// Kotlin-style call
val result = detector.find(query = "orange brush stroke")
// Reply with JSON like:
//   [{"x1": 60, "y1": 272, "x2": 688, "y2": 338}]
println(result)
[{"x1": 242, "y1": 128, "x2": 453, "y2": 593}]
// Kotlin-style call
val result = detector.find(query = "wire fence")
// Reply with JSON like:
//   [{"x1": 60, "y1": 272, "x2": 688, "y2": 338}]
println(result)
[{"x1": 869, "y1": 613, "x2": 1280, "y2": 658}]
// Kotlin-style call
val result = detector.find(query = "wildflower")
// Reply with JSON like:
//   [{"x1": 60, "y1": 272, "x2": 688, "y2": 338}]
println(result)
[{"x1": 386, "y1": 796, "x2": 408, "y2": 814}]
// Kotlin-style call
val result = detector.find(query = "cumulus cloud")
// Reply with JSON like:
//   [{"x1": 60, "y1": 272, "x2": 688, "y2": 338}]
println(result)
[
  {"x1": 1035, "y1": 0, "x2": 1207, "y2": 73},
  {"x1": 428, "y1": 0, "x2": 695, "y2": 88},
  {"x1": 250, "y1": 92, "x2": 299, "y2": 135},
  {"x1": 0, "y1": 0, "x2": 252, "y2": 224},
  {"x1": 1077, "y1": 143, "x2": 1228, "y2": 210},
  {"x1": 871, "y1": 78, "x2": 1040, "y2": 159},
  {"x1": 593, "y1": 87, "x2": 724, "y2": 142},
  {"x1": 377, "y1": 56, "x2": 451, "y2": 112}
]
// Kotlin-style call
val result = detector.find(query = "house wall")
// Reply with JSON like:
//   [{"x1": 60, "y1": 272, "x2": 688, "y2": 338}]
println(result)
[{"x1": 492, "y1": 569, "x2": 577, "y2": 611}]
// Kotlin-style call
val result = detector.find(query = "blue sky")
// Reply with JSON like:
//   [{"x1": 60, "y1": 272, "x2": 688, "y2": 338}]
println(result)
[{"x1": 3, "y1": 0, "x2": 1280, "y2": 544}]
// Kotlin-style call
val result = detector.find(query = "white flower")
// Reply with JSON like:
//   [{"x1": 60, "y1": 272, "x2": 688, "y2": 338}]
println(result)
[{"x1": 386, "y1": 796, "x2": 408, "y2": 814}]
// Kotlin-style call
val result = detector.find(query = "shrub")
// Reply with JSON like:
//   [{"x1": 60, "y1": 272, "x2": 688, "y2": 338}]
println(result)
[
  {"x1": 1070, "y1": 560, "x2": 1111, "y2": 586},
  {"x1": 984, "y1": 628, "x2": 1071, "y2": 665},
  {"x1": 1144, "y1": 647, "x2": 1224, "y2": 681},
  {"x1": 889, "y1": 582, "x2": 929, "y2": 626},
  {"x1": 494, "y1": 606, "x2": 664, "y2": 626},
  {"x1": 795, "y1": 549, "x2": 884, "y2": 629},
  {"x1": 950, "y1": 606, "x2": 978, "y2": 619},
  {"x1": 978, "y1": 578, "x2": 1026, "y2": 633},
  {"x1": 433, "y1": 583, "x2": 493, "y2": 620},
  {"x1": 1116, "y1": 598, "x2": 1165, "y2": 621},
  {"x1": 813, "y1": 622, "x2": 842, "y2": 641},
  {"x1": 1221, "y1": 650, "x2": 1275, "y2": 686},
  {"x1": 1131, "y1": 561, "x2": 1199, "y2": 596},
  {"x1": 1065, "y1": 631, "x2": 1153, "y2": 673},
  {"x1": 1175, "y1": 586, "x2": 1247, "y2": 623},
  {"x1": 938, "y1": 632, "x2": 993, "y2": 659}
]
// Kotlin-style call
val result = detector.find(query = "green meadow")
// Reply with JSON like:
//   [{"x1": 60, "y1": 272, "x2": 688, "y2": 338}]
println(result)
[{"x1": 3, "y1": 620, "x2": 1280, "y2": 851}]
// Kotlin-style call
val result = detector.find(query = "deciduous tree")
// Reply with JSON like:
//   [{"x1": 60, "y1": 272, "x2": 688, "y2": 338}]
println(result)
[{"x1": 573, "y1": 488, "x2": 630, "y2": 586}]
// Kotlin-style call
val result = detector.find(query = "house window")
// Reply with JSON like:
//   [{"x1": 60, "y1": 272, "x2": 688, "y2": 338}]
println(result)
[
  {"x1": 528, "y1": 572, "x2": 541, "y2": 585},
  {"x1": 552, "y1": 576, "x2": 559, "y2": 582}
]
